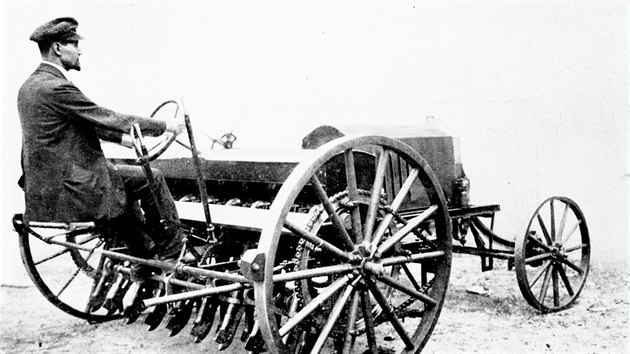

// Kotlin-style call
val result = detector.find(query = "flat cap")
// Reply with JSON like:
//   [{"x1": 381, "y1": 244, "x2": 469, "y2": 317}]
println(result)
[{"x1": 29, "y1": 17, "x2": 84, "y2": 43}]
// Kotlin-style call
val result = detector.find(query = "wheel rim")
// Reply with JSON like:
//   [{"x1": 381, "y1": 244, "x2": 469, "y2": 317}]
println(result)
[
  {"x1": 254, "y1": 135, "x2": 452, "y2": 354},
  {"x1": 133, "y1": 100, "x2": 179, "y2": 162},
  {"x1": 19, "y1": 227, "x2": 122, "y2": 321},
  {"x1": 515, "y1": 196, "x2": 590, "y2": 313}
]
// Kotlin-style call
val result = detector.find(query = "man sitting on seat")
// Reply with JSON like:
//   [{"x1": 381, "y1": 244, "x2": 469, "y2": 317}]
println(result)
[{"x1": 18, "y1": 17, "x2": 191, "y2": 278}]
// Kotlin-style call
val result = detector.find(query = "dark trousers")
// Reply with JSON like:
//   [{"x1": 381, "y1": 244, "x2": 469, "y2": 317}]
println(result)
[{"x1": 112, "y1": 165, "x2": 182, "y2": 259}]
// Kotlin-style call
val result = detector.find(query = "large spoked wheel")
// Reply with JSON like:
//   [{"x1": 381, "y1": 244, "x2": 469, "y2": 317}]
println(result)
[
  {"x1": 133, "y1": 100, "x2": 180, "y2": 161},
  {"x1": 254, "y1": 135, "x2": 452, "y2": 354},
  {"x1": 17, "y1": 222, "x2": 122, "y2": 322},
  {"x1": 514, "y1": 196, "x2": 590, "y2": 313}
]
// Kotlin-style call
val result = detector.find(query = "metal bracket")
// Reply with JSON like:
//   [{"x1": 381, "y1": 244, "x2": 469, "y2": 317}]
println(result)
[{"x1": 239, "y1": 249, "x2": 266, "y2": 283}]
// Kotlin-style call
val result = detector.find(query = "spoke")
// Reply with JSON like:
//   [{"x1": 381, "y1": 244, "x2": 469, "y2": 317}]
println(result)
[
  {"x1": 560, "y1": 220, "x2": 582, "y2": 247},
  {"x1": 558, "y1": 257, "x2": 585, "y2": 275},
  {"x1": 310, "y1": 175, "x2": 355, "y2": 251},
  {"x1": 360, "y1": 288, "x2": 378, "y2": 354},
  {"x1": 310, "y1": 278, "x2": 359, "y2": 354},
  {"x1": 556, "y1": 264, "x2": 575, "y2": 296},
  {"x1": 550, "y1": 199, "x2": 556, "y2": 241},
  {"x1": 529, "y1": 261, "x2": 552, "y2": 288},
  {"x1": 562, "y1": 244, "x2": 587, "y2": 254},
  {"x1": 342, "y1": 291, "x2": 361, "y2": 354},
  {"x1": 557, "y1": 203, "x2": 569, "y2": 242},
  {"x1": 364, "y1": 149, "x2": 390, "y2": 244},
  {"x1": 527, "y1": 234, "x2": 551, "y2": 252},
  {"x1": 402, "y1": 264, "x2": 422, "y2": 291},
  {"x1": 278, "y1": 275, "x2": 353, "y2": 337},
  {"x1": 35, "y1": 247, "x2": 73, "y2": 265},
  {"x1": 365, "y1": 276, "x2": 415, "y2": 350},
  {"x1": 34, "y1": 233, "x2": 102, "y2": 265},
  {"x1": 370, "y1": 168, "x2": 420, "y2": 254},
  {"x1": 56, "y1": 244, "x2": 99, "y2": 297},
  {"x1": 344, "y1": 148, "x2": 364, "y2": 243},
  {"x1": 537, "y1": 214, "x2": 553, "y2": 244},
  {"x1": 525, "y1": 252, "x2": 553, "y2": 265},
  {"x1": 375, "y1": 205, "x2": 438, "y2": 258},
  {"x1": 364, "y1": 268, "x2": 436, "y2": 307},
  {"x1": 284, "y1": 219, "x2": 351, "y2": 262},
  {"x1": 379, "y1": 250, "x2": 445, "y2": 267},
  {"x1": 538, "y1": 265, "x2": 552, "y2": 305},
  {"x1": 552, "y1": 265, "x2": 560, "y2": 307},
  {"x1": 273, "y1": 263, "x2": 357, "y2": 283},
  {"x1": 527, "y1": 234, "x2": 553, "y2": 252}
]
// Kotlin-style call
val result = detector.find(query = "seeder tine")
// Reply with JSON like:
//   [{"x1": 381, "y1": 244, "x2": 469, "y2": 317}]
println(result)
[
  {"x1": 166, "y1": 299, "x2": 196, "y2": 337},
  {"x1": 216, "y1": 304, "x2": 246, "y2": 350},
  {"x1": 191, "y1": 299, "x2": 219, "y2": 343},
  {"x1": 124, "y1": 282, "x2": 154, "y2": 324},
  {"x1": 243, "y1": 320, "x2": 266, "y2": 353},
  {"x1": 104, "y1": 275, "x2": 130, "y2": 316},
  {"x1": 240, "y1": 306, "x2": 255, "y2": 343},
  {"x1": 144, "y1": 302, "x2": 168, "y2": 331},
  {"x1": 86, "y1": 266, "x2": 115, "y2": 313}
]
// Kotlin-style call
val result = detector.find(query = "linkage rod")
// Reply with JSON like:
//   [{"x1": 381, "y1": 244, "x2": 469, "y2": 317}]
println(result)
[
  {"x1": 182, "y1": 99, "x2": 215, "y2": 241},
  {"x1": 142, "y1": 282, "x2": 247, "y2": 308},
  {"x1": 36, "y1": 235, "x2": 248, "y2": 283}
]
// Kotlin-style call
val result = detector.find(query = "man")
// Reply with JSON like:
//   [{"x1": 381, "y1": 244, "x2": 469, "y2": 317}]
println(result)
[{"x1": 18, "y1": 17, "x2": 190, "y2": 276}]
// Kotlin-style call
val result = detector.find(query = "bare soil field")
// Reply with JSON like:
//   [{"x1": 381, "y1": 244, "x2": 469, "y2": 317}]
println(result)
[{"x1": 1, "y1": 255, "x2": 628, "y2": 353}]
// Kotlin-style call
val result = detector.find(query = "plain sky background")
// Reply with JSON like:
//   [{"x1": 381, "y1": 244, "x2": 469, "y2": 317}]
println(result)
[{"x1": 0, "y1": 2, "x2": 627, "y2": 285}]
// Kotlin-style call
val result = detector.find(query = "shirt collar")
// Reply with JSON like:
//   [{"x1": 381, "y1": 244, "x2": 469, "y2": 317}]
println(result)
[{"x1": 41, "y1": 61, "x2": 71, "y2": 82}]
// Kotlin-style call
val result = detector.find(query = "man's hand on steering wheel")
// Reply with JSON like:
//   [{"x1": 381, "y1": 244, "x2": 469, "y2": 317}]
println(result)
[{"x1": 165, "y1": 116, "x2": 186, "y2": 135}]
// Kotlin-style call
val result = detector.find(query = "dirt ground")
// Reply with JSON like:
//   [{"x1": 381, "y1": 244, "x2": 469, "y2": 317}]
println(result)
[{"x1": 1, "y1": 254, "x2": 628, "y2": 354}]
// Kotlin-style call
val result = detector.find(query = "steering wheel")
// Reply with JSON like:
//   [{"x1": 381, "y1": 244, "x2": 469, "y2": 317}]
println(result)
[{"x1": 131, "y1": 100, "x2": 180, "y2": 162}]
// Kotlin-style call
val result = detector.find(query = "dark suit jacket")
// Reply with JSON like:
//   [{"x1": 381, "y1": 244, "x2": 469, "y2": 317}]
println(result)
[{"x1": 18, "y1": 63, "x2": 166, "y2": 223}]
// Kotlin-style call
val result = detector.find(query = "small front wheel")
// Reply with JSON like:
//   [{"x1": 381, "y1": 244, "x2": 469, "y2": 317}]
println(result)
[{"x1": 514, "y1": 197, "x2": 590, "y2": 313}]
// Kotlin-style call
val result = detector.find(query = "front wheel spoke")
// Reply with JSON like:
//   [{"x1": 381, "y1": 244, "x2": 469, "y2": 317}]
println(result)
[
  {"x1": 278, "y1": 275, "x2": 353, "y2": 337},
  {"x1": 527, "y1": 235, "x2": 552, "y2": 252},
  {"x1": 538, "y1": 266, "x2": 553, "y2": 304},
  {"x1": 557, "y1": 203, "x2": 570, "y2": 242},
  {"x1": 365, "y1": 276, "x2": 415, "y2": 350},
  {"x1": 556, "y1": 264, "x2": 575, "y2": 296},
  {"x1": 310, "y1": 279, "x2": 359, "y2": 354},
  {"x1": 375, "y1": 205, "x2": 438, "y2": 258},
  {"x1": 365, "y1": 268, "x2": 436, "y2": 307},
  {"x1": 364, "y1": 149, "x2": 390, "y2": 244},
  {"x1": 562, "y1": 243, "x2": 587, "y2": 254},
  {"x1": 560, "y1": 221, "x2": 582, "y2": 247},
  {"x1": 284, "y1": 219, "x2": 351, "y2": 262},
  {"x1": 529, "y1": 261, "x2": 552, "y2": 288},
  {"x1": 558, "y1": 257, "x2": 584, "y2": 275},
  {"x1": 552, "y1": 266, "x2": 560, "y2": 307},
  {"x1": 310, "y1": 175, "x2": 355, "y2": 251},
  {"x1": 550, "y1": 199, "x2": 556, "y2": 241},
  {"x1": 525, "y1": 252, "x2": 553, "y2": 265},
  {"x1": 536, "y1": 214, "x2": 553, "y2": 244}
]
